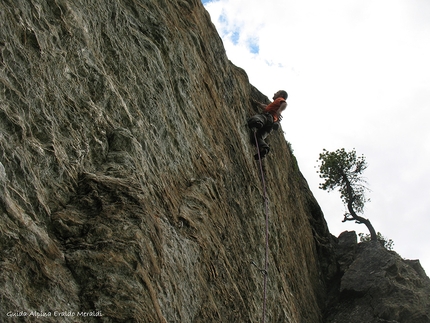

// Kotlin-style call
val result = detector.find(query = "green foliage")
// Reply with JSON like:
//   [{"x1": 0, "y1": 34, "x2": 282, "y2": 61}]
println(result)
[
  {"x1": 317, "y1": 148, "x2": 369, "y2": 214},
  {"x1": 318, "y1": 148, "x2": 378, "y2": 240},
  {"x1": 285, "y1": 140, "x2": 294, "y2": 154},
  {"x1": 359, "y1": 232, "x2": 395, "y2": 250}
]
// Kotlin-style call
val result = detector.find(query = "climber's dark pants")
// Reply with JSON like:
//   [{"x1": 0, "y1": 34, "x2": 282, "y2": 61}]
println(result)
[{"x1": 247, "y1": 113, "x2": 274, "y2": 158}]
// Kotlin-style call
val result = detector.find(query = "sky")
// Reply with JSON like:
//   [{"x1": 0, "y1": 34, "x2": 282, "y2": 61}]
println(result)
[{"x1": 201, "y1": 0, "x2": 430, "y2": 275}]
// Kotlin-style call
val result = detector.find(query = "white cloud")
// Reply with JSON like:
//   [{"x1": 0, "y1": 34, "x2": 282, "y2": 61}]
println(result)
[{"x1": 203, "y1": 0, "x2": 430, "y2": 274}]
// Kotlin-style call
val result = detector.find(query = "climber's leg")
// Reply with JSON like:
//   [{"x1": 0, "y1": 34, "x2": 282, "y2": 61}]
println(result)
[
  {"x1": 247, "y1": 114, "x2": 265, "y2": 130},
  {"x1": 253, "y1": 130, "x2": 270, "y2": 160}
]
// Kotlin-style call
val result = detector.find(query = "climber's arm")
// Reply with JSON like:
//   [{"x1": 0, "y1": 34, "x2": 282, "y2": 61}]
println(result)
[
  {"x1": 276, "y1": 101, "x2": 287, "y2": 117},
  {"x1": 252, "y1": 98, "x2": 267, "y2": 110}
]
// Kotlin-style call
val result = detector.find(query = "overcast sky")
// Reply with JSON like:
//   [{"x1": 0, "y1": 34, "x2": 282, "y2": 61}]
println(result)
[{"x1": 201, "y1": 0, "x2": 430, "y2": 274}]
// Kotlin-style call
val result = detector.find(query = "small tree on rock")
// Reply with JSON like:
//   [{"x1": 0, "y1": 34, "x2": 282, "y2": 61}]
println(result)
[
  {"x1": 317, "y1": 148, "x2": 377, "y2": 241},
  {"x1": 359, "y1": 232, "x2": 394, "y2": 250}
]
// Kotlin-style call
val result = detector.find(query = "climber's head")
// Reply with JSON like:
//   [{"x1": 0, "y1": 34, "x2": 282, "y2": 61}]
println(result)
[{"x1": 273, "y1": 90, "x2": 288, "y2": 100}]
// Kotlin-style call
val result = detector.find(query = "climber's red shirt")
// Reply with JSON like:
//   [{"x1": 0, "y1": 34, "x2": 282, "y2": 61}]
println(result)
[{"x1": 264, "y1": 97, "x2": 286, "y2": 122}]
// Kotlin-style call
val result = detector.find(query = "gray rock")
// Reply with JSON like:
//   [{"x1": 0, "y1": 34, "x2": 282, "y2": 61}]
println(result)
[{"x1": 326, "y1": 233, "x2": 430, "y2": 323}]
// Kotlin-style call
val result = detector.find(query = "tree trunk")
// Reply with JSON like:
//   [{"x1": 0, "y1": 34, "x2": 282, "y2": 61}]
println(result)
[
  {"x1": 343, "y1": 175, "x2": 377, "y2": 241},
  {"x1": 347, "y1": 201, "x2": 377, "y2": 241}
]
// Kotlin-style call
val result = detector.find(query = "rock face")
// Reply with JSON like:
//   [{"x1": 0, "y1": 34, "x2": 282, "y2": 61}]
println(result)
[
  {"x1": 325, "y1": 231, "x2": 430, "y2": 323},
  {"x1": 0, "y1": 1, "x2": 428, "y2": 322},
  {"x1": 0, "y1": 0, "x2": 334, "y2": 322}
]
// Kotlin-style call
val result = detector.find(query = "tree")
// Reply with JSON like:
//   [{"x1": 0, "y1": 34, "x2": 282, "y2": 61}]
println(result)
[{"x1": 317, "y1": 148, "x2": 377, "y2": 241}]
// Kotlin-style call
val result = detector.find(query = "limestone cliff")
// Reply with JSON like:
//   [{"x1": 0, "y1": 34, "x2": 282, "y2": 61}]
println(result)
[
  {"x1": 0, "y1": 1, "x2": 428, "y2": 323},
  {"x1": 0, "y1": 0, "x2": 334, "y2": 322}
]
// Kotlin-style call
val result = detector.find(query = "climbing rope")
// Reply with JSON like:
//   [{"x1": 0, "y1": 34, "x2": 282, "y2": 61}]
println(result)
[{"x1": 253, "y1": 130, "x2": 270, "y2": 323}]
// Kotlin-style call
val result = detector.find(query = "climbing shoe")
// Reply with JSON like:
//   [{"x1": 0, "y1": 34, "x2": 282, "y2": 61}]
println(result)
[
  {"x1": 254, "y1": 153, "x2": 262, "y2": 160},
  {"x1": 254, "y1": 147, "x2": 269, "y2": 160}
]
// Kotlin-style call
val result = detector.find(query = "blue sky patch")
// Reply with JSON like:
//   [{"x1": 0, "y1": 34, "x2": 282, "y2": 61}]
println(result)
[
  {"x1": 248, "y1": 39, "x2": 260, "y2": 54},
  {"x1": 231, "y1": 31, "x2": 240, "y2": 45}
]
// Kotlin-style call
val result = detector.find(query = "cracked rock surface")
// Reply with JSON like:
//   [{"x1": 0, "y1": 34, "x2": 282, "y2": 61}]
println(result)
[{"x1": 0, "y1": 1, "x2": 332, "y2": 322}]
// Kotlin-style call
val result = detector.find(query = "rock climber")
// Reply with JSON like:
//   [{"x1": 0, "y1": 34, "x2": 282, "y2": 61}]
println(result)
[{"x1": 247, "y1": 90, "x2": 288, "y2": 160}]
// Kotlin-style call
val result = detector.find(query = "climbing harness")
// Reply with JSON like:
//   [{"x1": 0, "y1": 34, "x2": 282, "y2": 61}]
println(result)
[{"x1": 253, "y1": 130, "x2": 270, "y2": 323}]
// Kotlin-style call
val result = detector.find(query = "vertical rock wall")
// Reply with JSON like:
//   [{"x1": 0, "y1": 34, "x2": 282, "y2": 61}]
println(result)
[{"x1": 0, "y1": 0, "x2": 333, "y2": 322}]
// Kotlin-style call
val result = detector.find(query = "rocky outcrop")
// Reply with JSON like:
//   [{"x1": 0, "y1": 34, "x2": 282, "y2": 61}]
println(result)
[
  {"x1": 0, "y1": 0, "x2": 334, "y2": 322},
  {"x1": 325, "y1": 231, "x2": 430, "y2": 323}
]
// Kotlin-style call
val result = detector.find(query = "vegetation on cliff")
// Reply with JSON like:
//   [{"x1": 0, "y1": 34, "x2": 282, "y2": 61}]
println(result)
[{"x1": 318, "y1": 148, "x2": 377, "y2": 240}]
